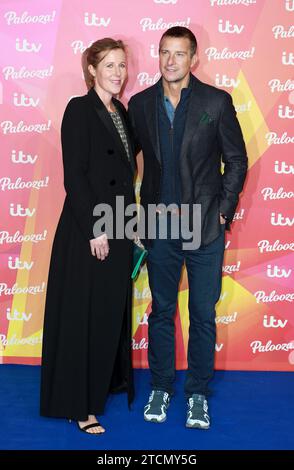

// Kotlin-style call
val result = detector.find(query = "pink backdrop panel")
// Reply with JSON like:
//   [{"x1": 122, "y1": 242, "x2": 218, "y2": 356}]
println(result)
[{"x1": 0, "y1": 0, "x2": 293, "y2": 370}]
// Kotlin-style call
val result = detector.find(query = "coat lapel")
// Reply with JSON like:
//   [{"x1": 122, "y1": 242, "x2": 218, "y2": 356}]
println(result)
[
  {"x1": 113, "y1": 99, "x2": 136, "y2": 174},
  {"x1": 87, "y1": 88, "x2": 134, "y2": 175}
]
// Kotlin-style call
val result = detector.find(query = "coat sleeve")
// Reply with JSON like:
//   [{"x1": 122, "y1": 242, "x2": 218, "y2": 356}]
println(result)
[
  {"x1": 61, "y1": 98, "x2": 97, "y2": 241},
  {"x1": 127, "y1": 97, "x2": 142, "y2": 156},
  {"x1": 217, "y1": 93, "x2": 248, "y2": 221}
]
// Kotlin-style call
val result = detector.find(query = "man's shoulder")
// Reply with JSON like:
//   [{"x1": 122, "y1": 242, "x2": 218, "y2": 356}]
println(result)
[
  {"x1": 193, "y1": 76, "x2": 230, "y2": 102},
  {"x1": 129, "y1": 83, "x2": 158, "y2": 106}
]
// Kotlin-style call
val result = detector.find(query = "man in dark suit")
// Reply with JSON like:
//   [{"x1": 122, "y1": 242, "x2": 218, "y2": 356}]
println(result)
[{"x1": 128, "y1": 27, "x2": 247, "y2": 429}]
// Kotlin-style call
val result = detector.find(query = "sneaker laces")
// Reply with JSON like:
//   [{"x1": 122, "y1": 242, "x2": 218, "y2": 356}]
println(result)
[
  {"x1": 148, "y1": 390, "x2": 169, "y2": 404},
  {"x1": 188, "y1": 397, "x2": 208, "y2": 413}
]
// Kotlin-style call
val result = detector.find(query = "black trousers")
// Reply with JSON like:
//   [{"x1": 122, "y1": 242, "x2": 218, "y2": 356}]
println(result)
[{"x1": 147, "y1": 217, "x2": 225, "y2": 397}]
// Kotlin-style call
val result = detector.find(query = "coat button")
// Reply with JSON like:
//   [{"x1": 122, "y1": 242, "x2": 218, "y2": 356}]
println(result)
[
  {"x1": 107, "y1": 149, "x2": 114, "y2": 155},
  {"x1": 123, "y1": 181, "x2": 127, "y2": 187},
  {"x1": 110, "y1": 179, "x2": 116, "y2": 186}
]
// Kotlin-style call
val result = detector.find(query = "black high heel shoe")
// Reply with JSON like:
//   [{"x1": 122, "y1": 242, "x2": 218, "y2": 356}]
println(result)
[{"x1": 69, "y1": 419, "x2": 105, "y2": 435}]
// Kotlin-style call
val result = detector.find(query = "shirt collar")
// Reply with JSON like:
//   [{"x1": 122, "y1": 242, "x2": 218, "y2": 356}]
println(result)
[{"x1": 157, "y1": 73, "x2": 193, "y2": 103}]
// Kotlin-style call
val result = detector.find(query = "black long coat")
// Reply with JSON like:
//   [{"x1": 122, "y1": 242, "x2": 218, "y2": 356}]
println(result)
[{"x1": 40, "y1": 88, "x2": 136, "y2": 421}]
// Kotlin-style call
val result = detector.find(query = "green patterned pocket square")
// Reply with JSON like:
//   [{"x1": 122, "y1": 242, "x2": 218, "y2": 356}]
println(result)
[{"x1": 200, "y1": 112, "x2": 214, "y2": 124}]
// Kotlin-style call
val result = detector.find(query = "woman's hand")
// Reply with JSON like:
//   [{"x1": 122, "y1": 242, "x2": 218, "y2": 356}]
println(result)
[
  {"x1": 90, "y1": 234, "x2": 109, "y2": 261},
  {"x1": 220, "y1": 214, "x2": 226, "y2": 225}
]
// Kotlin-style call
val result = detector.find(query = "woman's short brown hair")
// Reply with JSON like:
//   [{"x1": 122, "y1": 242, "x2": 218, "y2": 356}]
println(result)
[{"x1": 82, "y1": 38, "x2": 126, "y2": 89}]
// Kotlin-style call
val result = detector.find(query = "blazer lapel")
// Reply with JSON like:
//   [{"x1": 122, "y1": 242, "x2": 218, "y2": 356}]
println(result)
[
  {"x1": 87, "y1": 88, "x2": 133, "y2": 174},
  {"x1": 143, "y1": 77, "x2": 209, "y2": 166},
  {"x1": 179, "y1": 76, "x2": 207, "y2": 161},
  {"x1": 144, "y1": 87, "x2": 161, "y2": 165}
]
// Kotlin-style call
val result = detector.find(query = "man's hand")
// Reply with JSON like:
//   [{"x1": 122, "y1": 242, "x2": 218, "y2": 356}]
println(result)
[{"x1": 90, "y1": 234, "x2": 109, "y2": 260}]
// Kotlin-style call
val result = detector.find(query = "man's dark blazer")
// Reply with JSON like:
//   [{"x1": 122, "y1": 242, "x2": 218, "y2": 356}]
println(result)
[{"x1": 128, "y1": 74, "x2": 248, "y2": 246}]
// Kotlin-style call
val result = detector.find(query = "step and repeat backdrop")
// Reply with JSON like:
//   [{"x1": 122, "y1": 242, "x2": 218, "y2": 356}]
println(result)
[{"x1": 0, "y1": 0, "x2": 293, "y2": 370}]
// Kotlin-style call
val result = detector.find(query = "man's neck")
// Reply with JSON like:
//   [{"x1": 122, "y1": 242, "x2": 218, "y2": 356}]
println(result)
[{"x1": 162, "y1": 74, "x2": 190, "y2": 108}]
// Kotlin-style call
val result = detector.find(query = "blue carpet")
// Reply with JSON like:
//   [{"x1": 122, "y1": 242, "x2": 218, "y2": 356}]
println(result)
[{"x1": 0, "y1": 365, "x2": 293, "y2": 450}]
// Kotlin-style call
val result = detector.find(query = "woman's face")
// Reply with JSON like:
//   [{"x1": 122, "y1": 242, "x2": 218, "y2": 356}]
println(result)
[{"x1": 89, "y1": 48, "x2": 127, "y2": 97}]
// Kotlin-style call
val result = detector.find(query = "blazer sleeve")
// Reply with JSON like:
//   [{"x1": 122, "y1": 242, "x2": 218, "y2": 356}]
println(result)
[
  {"x1": 61, "y1": 98, "x2": 97, "y2": 241},
  {"x1": 217, "y1": 93, "x2": 248, "y2": 221}
]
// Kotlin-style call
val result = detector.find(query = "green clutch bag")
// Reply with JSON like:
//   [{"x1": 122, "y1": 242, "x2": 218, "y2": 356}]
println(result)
[{"x1": 132, "y1": 243, "x2": 148, "y2": 280}]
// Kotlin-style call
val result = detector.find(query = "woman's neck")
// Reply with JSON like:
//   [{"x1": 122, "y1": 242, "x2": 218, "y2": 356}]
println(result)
[{"x1": 93, "y1": 86, "x2": 116, "y2": 112}]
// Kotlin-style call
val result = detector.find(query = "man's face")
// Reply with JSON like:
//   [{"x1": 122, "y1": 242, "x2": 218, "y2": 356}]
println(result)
[{"x1": 159, "y1": 36, "x2": 197, "y2": 84}]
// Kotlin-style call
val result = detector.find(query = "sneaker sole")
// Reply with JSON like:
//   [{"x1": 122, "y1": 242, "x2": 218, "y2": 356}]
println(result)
[
  {"x1": 144, "y1": 415, "x2": 167, "y2": 424},
  {"x1": 186, "y1": 422, "x2": 210, "y2": 430}
]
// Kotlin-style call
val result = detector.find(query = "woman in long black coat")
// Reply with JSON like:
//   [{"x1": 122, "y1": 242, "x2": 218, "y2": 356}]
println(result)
[{"x1": 40, "y1": 38, "x2": 136, "y2": 434}]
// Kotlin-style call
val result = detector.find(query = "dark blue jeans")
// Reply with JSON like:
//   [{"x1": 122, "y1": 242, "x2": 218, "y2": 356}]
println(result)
[{"x1": 147, "y1": 216, "x2": 225, "y2": 398}]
